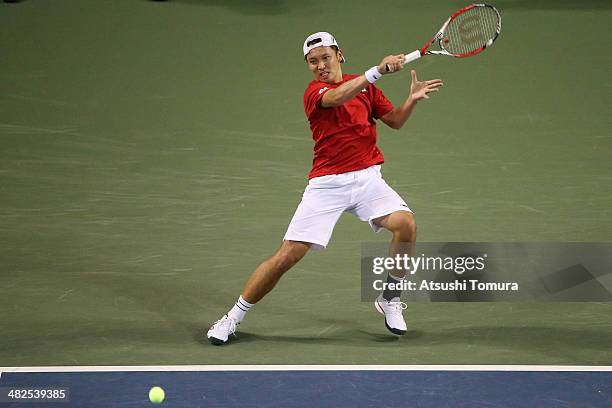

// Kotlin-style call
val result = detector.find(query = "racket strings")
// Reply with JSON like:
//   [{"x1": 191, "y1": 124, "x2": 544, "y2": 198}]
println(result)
[{"x1": 443, "y1": 6, "x2": 499, "y2": 56}]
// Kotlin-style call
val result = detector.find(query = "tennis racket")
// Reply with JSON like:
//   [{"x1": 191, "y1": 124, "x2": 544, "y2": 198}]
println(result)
[{"x1": 386, "y1": 3, "x2": 502, "y2": 71}]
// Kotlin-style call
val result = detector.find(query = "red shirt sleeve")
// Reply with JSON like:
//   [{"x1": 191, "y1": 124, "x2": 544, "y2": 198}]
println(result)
[
  {"x1": 303, "y1": 81, "x2": 332, "y2": 119},
  {"x1": 370, "y1": 84, "x2": 394, "y2": 119}
]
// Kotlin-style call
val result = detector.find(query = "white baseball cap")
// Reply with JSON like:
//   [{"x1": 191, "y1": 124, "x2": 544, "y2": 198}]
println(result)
[{"x1": 303, "y1": 31, "x2": 345, "y2": 63}]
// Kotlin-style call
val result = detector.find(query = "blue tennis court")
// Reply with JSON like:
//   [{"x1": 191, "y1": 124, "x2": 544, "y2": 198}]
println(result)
[{"x1": 1, "y1": 365, "x2": 610, "y2": 407}]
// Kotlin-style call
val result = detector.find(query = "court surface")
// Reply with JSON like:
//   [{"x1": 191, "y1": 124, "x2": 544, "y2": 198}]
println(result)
[
  {"x1": 1, "y1": 365, "x2": 611, "y2": 407},
  {"x1": 1, "y1": 0, "x2": 611, "y2": 406}
]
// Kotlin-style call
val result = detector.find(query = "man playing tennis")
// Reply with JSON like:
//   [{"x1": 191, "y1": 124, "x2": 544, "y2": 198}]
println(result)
[{"x1": 207, "y1": 32, "x2": 443, "y2": 345}]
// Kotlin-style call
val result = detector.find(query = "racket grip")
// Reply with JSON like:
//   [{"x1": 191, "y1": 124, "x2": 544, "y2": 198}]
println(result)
[
  {"x1": 385, "y1": 50, "x2": 422, "y2": 72},
  {"x1": 403, "y1": 50, "x2": 422, "y2": 65}
]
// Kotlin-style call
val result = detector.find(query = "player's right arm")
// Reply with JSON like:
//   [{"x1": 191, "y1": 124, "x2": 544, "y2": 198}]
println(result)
[{"x1": 320, "y1": 55, "x2": 405, "y2": 108}]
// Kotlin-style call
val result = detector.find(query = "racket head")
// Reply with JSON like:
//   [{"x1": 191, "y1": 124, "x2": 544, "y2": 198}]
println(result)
[{"x1": 427, "y1": 4, "x2": 502, "y2": 58}]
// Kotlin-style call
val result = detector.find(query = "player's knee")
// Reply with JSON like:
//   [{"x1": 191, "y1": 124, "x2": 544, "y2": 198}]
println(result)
[
  {"x1": 394, "y1": 212, "x2": 417, "y2": 241},
  {"x1": 272, "y1": 243, "x2": 307, "y2": 272}
]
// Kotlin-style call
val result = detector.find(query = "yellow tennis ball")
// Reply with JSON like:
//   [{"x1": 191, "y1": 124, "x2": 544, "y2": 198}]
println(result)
[{"x1": 149, "y1": 386, "x2": 165, "y2": 404}]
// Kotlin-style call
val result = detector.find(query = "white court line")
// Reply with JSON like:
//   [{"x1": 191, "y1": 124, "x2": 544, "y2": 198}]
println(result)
[{"x1": 1, "y1": 365, "x2": 611, "y2": 373}]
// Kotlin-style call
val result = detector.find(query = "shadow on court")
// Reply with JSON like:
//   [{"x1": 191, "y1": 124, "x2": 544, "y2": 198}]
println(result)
[
  {"x1": 201, "y1": 330, "x2": 417, "y2": 345},
  {"x1": 190, "y1": 325, "x2": 611, "y2": 362}
]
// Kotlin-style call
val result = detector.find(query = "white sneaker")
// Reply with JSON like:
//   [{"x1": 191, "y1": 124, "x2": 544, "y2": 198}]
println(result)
[
  {"x1": 374, "y1": 295, "x2": 407, "y2": 335},
  {"x1": 207, "y1": 315, "x2": 238, "y2": 345}
]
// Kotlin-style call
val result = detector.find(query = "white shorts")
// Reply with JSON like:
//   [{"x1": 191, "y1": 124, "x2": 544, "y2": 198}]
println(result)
[{"x1": 283, "y1": 165, "x2": 412, "y2": 250}]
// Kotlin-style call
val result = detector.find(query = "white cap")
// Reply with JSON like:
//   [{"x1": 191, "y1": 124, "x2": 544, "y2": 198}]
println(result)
[{"x1": 303, "y1": 31, "x2": 345, "y2": 62}]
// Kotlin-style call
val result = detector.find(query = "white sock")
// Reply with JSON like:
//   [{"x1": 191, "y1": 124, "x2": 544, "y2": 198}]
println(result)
[{"x1": 227, "y1": 295, "x2": 254, "y2": 323}]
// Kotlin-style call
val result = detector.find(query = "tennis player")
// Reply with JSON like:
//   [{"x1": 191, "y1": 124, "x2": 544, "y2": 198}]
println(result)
[{"x1": 207, "y1": 32, "x2": 443, "y2": 345}]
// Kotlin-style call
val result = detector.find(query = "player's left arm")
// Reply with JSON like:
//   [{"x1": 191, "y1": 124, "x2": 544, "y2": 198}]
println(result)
[{"x1": 380, "y1": 70, "x2": 443, "y2": 130}]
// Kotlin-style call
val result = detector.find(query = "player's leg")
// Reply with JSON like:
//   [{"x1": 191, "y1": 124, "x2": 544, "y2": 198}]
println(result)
[
  {"x1": 373, "y1": 210, "x2": 416, "y2": 244},
  {"x1": 241, "y1": 240, "x2": 311, "y2": 304},
  {"x1": 374, "y1": 210, "x2": 416, "y2": 284},
  {"x1": 349, "y1": 165, "x2": 415, "y2": 335},
  {"x1": 372, "y1": 211, "x2": 416, "y2": 335},
  {"x1": 373, "y1": 209, "x2": 416, "y2": 282},
  {"x1": 207, "y1": 240, "x2": 310, "y2": 345},
  {"x1": 207, "y1": 174, "x2": 348, "y2": 345}
]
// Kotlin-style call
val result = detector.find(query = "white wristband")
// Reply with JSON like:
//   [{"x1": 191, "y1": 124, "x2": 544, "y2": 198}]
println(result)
[{"x1": 364, "y1": 66, "x2": 382, "y2": 83}]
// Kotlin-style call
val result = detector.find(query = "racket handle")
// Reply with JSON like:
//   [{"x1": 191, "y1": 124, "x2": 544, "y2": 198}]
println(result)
[
  {"x1": 385, "y1": 50, "x2": 422, "y2": 72},
  {"x1": 403, "y1": 50, "x2": 422, "y2": 64}
]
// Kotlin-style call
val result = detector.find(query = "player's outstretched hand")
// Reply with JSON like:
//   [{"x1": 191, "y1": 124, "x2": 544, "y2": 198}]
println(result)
[
  {"x1": 378, "y1": 54, "x2": 405, "y2": 74},
  {"x1": 409, "y1": 70, "x2": 443, "y2": 101}
]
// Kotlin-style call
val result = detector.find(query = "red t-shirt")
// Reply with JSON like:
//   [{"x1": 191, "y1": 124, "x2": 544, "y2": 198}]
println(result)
[{"x1": 303, "y1": 73, "x2": 394, "y2": 179}]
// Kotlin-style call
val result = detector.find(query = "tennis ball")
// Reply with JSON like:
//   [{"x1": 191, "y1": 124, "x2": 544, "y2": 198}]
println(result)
[{"x1": 149, "y1": 386, "x2": 165, "y2": 404}]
